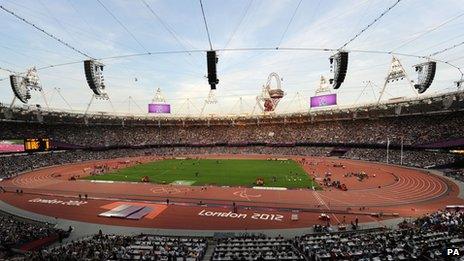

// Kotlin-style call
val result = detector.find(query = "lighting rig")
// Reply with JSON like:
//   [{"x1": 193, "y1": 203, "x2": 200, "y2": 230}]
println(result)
[
  {"x1": 200, "y1": 89, "x2": 218, "y2": 116},
  {"x1": 377, "y1": 56, "x2": 415, "y2": 103},
  {"x1": 148, "y1": 88, "x2": 171, "y2": 114}
]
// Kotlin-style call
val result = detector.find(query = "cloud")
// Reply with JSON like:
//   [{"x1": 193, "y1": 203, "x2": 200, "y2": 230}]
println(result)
[{"x1": 1, "y1": 0, "x2": 463, "y2": 115}]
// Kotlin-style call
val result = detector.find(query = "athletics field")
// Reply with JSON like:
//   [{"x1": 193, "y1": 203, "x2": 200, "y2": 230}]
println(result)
[{"x1": 84, "y1": 159, "x2": 318, "y2": 189}]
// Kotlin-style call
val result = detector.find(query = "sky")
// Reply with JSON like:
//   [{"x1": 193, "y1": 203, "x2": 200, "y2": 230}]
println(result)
[{"x1": 0, "y1": 0, "x2": 463, "y2": 116}]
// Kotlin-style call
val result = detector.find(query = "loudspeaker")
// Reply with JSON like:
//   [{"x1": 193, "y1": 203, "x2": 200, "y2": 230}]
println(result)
[
  {"x1": 84, "y1": 60, "x2": 105, "y2": 95},
  {"x1": 10, "y1": 75, "x2": 31, "y2": 103},
  {"x1": 414, "y1": 61, "x2": 436, "y2": 94},
  {"x1": 84, "y1": 60, "x2": 97, "y2": 94},
  {"x1": 207, "y1": 51, "x2": 218, "y2": 90},
  {"x1": 331, "y1": 51, "x2": 349, "y2": 89}
]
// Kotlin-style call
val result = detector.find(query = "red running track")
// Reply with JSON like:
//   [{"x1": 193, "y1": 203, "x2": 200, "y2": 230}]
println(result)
[{"x1": 0, "y1": 154, "x2": 462, "y2": 230}]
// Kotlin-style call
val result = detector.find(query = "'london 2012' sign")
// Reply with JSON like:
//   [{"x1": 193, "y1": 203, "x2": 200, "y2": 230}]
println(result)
[{"x1": 198, "y1": 209, "x2": 283, "y2": 221}]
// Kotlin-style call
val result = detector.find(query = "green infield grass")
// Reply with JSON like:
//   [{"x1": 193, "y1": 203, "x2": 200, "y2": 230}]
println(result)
[{"x1": 84, "y1": 159, "x2": 319, "y2": 189}]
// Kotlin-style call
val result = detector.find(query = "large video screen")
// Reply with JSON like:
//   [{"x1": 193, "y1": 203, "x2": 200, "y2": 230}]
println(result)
[
  {"x1": 24, "y1": 138, "x2": 51, "y2": 152},
  {"x1": 0, "y1": 140, "x2": 25, "y2": 153},
  {"x1": 148, "y1": 103, "x2": 171, "y2": 113},
  {"x1": 310, "y1": 93, "x2": 337, "y2": 108}
]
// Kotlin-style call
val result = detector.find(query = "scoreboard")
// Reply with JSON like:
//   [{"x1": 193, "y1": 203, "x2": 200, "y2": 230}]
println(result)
[{"x1": 24, "y1": 138, "x2": 51, "y2": 152}]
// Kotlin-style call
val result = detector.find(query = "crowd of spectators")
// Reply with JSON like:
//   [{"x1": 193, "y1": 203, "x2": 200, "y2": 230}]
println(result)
[
  {"x1": 444, "y1": 169, "x2": 464, "y2": 183},
  {"x1": 26, "y1": 234, "x2": 207, "y2": 261},
  {"x1": 0, "y1": 146, "x2": 461, "y2": 180},
  {"x1": 295, "y1": 209, "x2": 464, "y2": 260},
  {"x1": 0, "y1": 113, "x2": 462, "y2": 148},
  {"x1": 0, "y1": 106, "x2": 461, "y2": 180},
  {"x1": 413, "y1": 209, "x2": 464, "y2": 233},
  {"x1": 345, "y1": 148, "x2": 459, "y2": 168},
  {"x1": 212, "y1": 235, "x2": 303, "y2": 260},
  {"x1": 0, "y1": 96, "x2": 462, "y2": 260},
  {"x1": 0, "y1": 149, "x2": 140, "y2": 179},
  {"x1": 3, "y1": 209, "x2": 457, "y2": 260},
  {"x1": 0, "y1": 212, "x2": 67, "y2": 259}
]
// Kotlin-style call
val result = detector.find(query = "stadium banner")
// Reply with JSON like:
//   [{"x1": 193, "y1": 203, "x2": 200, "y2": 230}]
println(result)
[
  {"x1": 148, "y1": 103, "x2": 171, "y2": 113},
  {"x1": 0, "y1": 140, "x2": 24, "y2": 153},
  {"x1": 310, "y1": 93, "x2": 337, "y2": 108}
]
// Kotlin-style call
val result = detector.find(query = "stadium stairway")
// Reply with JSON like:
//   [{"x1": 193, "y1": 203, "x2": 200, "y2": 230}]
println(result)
[
  {"x1": 16, "y1": 234, "x2": 60, "y2": 252},
  {"x1": 202, "y1": 239, "x2": 216, "y2": 260},
  {"x1": 329, "y1": 147, "x2": 351, "y2": 157}
]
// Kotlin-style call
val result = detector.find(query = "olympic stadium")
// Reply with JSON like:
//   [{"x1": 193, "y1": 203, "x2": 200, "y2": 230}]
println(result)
[{"x1": 1, "y1": 0, "x2": 464, "y2": 260}]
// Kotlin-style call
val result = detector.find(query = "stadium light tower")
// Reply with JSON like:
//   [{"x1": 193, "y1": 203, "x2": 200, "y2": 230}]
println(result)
[
  {"x1": 148, "y1": 88, "x2": 171, "y2": 114},
  {"x1": 354, "y1": 81, "x2": 378, "y2": 106},
  {"x1": 200, "y1": 89, "x2": 218, "y2": 116},
  {"x1": 315, "y1": 75, "x2": 332, "y2": 95},
  {"x1": 377, "y1": 56, "x2": 416, "y2": 103},
  {"x1": 152, "y1": 88, "x2": 166, "y2": 103}
]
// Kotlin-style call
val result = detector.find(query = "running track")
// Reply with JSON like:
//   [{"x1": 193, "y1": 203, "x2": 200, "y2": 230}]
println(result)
[{"x1": 0, "y1": 155, "x2": 462, "y2": 230}]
